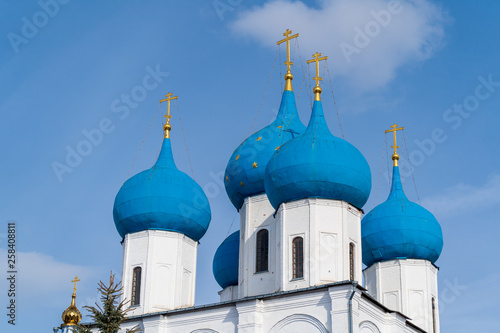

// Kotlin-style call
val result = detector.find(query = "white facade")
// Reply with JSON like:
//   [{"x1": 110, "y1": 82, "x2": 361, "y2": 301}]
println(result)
[
  {"x1": 117, "y1": 282, "x2": 425, "y2": 333},
  {"x1": 110, "y1": 194, "x2": 439, "y2": 333},
  {"x1": 364, "y1": 259, "x2": 440, "y2": 333},
  {"x1": 238, "y1": 194, "x2": 362, "y2": 299},
  {"x1": 238, "y1": 194, "x2": 277, "y2": 298},
  {"x1": 121, "y1": 229, "x2": 198, "y2": 316},
  {"x1": 275, "y1": 198, "x2": 363, "y2": 290}
]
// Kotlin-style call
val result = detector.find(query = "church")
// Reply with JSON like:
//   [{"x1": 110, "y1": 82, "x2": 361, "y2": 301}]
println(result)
[{"x1": 56, "y1": 29, "x2": 444, "y2": 333}]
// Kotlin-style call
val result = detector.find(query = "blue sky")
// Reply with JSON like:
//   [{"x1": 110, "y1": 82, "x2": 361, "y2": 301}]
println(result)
[{"x1": 1, "y1": 0, "x2": 499, "y2": 332}]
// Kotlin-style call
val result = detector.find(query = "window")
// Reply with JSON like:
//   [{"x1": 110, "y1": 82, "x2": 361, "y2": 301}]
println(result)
[
  {"x1": 432, "y1": 297, "x2": 436, "y2": 333},
  {"x1": 292, "y1": 237, "x2": 304, "y2": 279},
  {"x1": 131, "y1": 267, "x2": 141, "y2": 306},
  {"x1": 256, "y1": 229, "x2": 269, "y2": 272},
  {"x1": 349, "y1": 243, "x2": 355, "y2": 281}
]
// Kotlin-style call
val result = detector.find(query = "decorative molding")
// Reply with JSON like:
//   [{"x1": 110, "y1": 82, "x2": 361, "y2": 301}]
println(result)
[
  {"x1": 282, "y1": 199, "x2": 311, "y2": 210},
  {"x1": 141, "y1": 315, "x2": 163, "y2": 328},
  {"x1": 359, "y1": 320, "x2": 381, "y2": 333},
  {"x1": 247, "y1": 193, "x2": 270, "y2": 204},
  {"x1": 238, "y1": 323, "x2": 263, "y2": 329},
  {"x1": 268, "y1": 314, "x2": 329, "y2": 333},
  {"x1": 264, "y1": 296, "x2": 331, "y2": 313},
  {"x1": 168, "y1": 309, "x2": 238, "y2": 327}
]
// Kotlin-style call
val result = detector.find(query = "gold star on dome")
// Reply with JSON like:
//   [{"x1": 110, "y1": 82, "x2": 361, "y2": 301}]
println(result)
[
  {"x1": 240, "y1": 181, "x2": 244, "y2": 187},
  {"x1": 256, "y1": 137, "x2": 262, "y2": 141},
  {"x1": 225, "y1": 176, "x2": 228, "y2": 182},
  {"x1": 235, "y1": 154, "x2": 240, "y2": 160},
  {"x1": 252, "y1": 162, "x2": 258, "y2": 168},
  {"x1": 275, "y1": 146, "x2": 281, "y2": 150},
  {"x1": 277, "y1": 125, "x2": 283, "y2": 129}
]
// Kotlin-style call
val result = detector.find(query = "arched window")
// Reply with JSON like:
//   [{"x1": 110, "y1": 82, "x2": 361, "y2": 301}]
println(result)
[
  {"x1": 256, "y1": 229, "x2": 269, "y2": 272},
  {"x1": 432, "y1": 297, "x2": 436, "y2": 333},
  {"x1": 292, "y1": 237, "x2": 304, "y2": 279},
  {"x1": 131, "y1": 267, "x2": 141, "y2": 306},
  {"x1": 349, "y1": 243, "x2": 355, "y2": 281}
]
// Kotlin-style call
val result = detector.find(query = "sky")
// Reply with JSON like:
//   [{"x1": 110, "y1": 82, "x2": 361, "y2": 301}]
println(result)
[{"x1": 0, "y1": 0, "x2": 499, "y2": 332}]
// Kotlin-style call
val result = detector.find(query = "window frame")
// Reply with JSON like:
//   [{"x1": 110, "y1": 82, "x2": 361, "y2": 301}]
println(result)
[
  {"x1": 255, "y1": 229, "x2": 269, "y2": 273},
  {"x1": 131, "y1": 266, "x2": 142, "y2": 306},
  {"x1": 292, "y1": 236, "x2": 304, "y2": 280},
  {"x1": 349, "y1": 242, "x2": 355, "y2": 281},
  {"x1": 432, "y1": 297, "x2": 436, "y2": 333}
]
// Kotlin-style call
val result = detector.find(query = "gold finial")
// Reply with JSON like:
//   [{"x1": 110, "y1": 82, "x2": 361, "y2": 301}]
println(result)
[
  {"x1": 385, "y1": 123, "x2": 404, "y2": 166},
  {"x1": 277, "y1": 29, "x2": 299, "y2": 91},
  {"x1": 159, "y1": 92, "x2": 178, "y2": 138},
  {"x1": 306, "y1": 52, "x2": 328, "y2": 101},
  {"x1": 62, "y1": 276, "x2": 82, "y2": 326}
]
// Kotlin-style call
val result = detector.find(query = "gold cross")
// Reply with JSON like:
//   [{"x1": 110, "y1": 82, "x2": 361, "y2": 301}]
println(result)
[
  {"x1": 277, "y1": 29, "x2": 299, "y2": 72},
  {"x1": 159, "y1": 92, "x2": 178, "y2": 138},
  {"x1": 307, "y1": 52, "x2": 328, "y2": 101},
  {"x1": 71, "y1": 276, "x2": 80, "y2": 294},
  {"x1": 277, "y1": 29, "x2": 299, "y2": 91},
  {"x1": 385, "y1": 123, "x2": 404, "y2": 166},
  {"x1": 307, "y1": 52, "x2": 328, "y2": 87}
]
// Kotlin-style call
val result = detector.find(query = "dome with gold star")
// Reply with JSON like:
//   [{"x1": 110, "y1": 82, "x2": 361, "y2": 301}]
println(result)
[
  {"x1": 224, "y1": 29, "x2": 306, "y2": 210},
  {"x1": 264, "y1": 53, "x2": 371, "y2": 210}
]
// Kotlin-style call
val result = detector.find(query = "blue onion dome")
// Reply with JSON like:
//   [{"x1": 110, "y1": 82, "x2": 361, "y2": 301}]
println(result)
[
  {"x1": 264, "y1": 99, "x2": 372, "y2": 210},
  {"x1": 361, "y1": 165, "x2": 443, "y2": 267},
  {"x1": 213, "y1": 230, "x2": 240, "y2": 289},
  {"x1": 224, "y1": 90, "x2": 306, "y2": 209},
  {"x1": 113, "y1": 137, "x2": 211, "y2": 242}
]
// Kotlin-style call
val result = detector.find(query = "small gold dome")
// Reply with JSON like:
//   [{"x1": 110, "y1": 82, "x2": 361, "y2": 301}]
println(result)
[
  {"x1": 62, "y1": 276, "x2": 82, "y2": 326},
  {"x1": 61, "y1": 294, "x2": 82, "y2": 326}
]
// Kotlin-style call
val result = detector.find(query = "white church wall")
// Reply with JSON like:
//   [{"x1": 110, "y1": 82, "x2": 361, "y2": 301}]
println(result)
[
  {"x1": 238, "y1": 195, "x2": 364, "y2": 299},
  {"x1": 108, "y1": 284, "x2": 425, "y2": 333},
  {"x1": 218, "y1": 285, "x2": 239, "y2": 302},
  {"x1": 260, "y1": 289, "x2": 331, "y2": 333},
  {"x1": 363, "y1": 259, "x2": 439, "y2": 333},
  {"x1": 239, "y1": 194, "x2": 279, "y2": 298},
  {"x1": 166, "y1": 305, "x2": 239, "y2": 333},
  {"x1": 122, "y1": 230, "x2": 198, "y2": 316},
  {"x1": 276, "y1": 198, "x2": 362, "y2": 292}
]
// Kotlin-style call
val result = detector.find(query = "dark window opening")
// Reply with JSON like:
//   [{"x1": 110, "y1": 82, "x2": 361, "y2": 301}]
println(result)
[
  {"x1": 349, "y1": 242, "x2": 355, "y2": 281},
  {"x1": 256, "y1": 229, "x2": 269, "y2": 272},
  {"x1": 432, "y1": 297, "x2": 436, "y2": 333},
  {"x1": 292, "y1": 237, "x2": 304, "y2": 279},
  {"x1": 131, "y1": 267, "x2": 141, "y2": 306}
]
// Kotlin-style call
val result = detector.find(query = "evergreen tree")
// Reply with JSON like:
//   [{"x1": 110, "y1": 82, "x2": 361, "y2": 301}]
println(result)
[{"x1": 83, "y1": 272, "x2": 140, "y2": 333}]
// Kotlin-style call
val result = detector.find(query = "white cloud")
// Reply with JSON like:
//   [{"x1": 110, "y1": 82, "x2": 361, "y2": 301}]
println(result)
[
  {"x1": 0, "y1": 249, "x2": 96, "y2": 299},
  {"x1": 0, "y1": 249, "x2": 101, "y2": 330},
  {"x1": 231, "y1": 0, "x2": 448, "y2": 91},
  {"x1": 421, "y1": 174, "x2": 500, "y2": 218}
]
